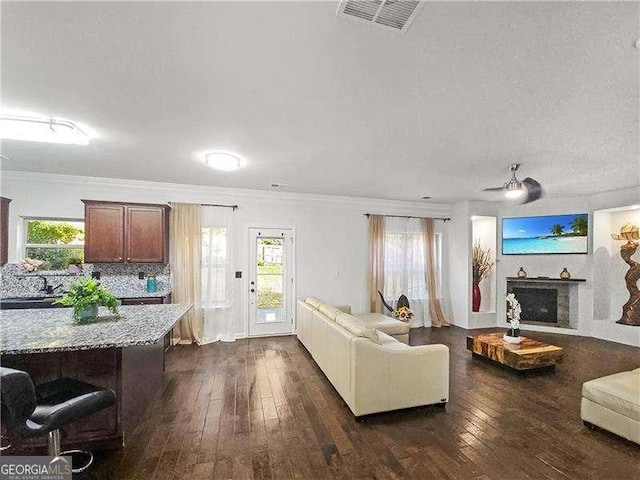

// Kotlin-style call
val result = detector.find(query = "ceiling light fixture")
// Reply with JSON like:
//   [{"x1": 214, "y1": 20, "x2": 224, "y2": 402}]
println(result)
[
  {"x1": 504, "y1": 184, "x2": 525, "y2": 199},
  {"x1": 0, "y1": 112, "x2": 91, "y2": 145},
  {"x1": 205, "y1": 152, "x2": 241, "y2": 171}
]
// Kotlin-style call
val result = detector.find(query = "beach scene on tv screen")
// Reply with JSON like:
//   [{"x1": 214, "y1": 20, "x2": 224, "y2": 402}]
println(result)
[{"x1": 502, "y1": 214, "x2": 588, "y2": 254}]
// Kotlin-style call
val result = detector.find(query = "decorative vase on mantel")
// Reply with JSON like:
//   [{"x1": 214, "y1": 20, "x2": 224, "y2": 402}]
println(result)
[{"x1": 472, "y1": 284, "x2": 481, "y2": 312}]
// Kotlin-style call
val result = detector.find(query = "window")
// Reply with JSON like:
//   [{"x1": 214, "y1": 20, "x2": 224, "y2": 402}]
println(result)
[
  {"x1": 23, "y1": 218, "x2": 84, "y2": 270},
  {"x1": 201, "y1": 226, "x2": 228, "y2": 307},
  {"x1": 383, "y1": 217, "x2": 426, "y2": 300}
]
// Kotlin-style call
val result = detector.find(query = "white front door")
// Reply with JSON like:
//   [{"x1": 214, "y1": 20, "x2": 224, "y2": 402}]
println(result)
[{"x1": 248, "y1": 228, "x2": 294, "y2": 337}]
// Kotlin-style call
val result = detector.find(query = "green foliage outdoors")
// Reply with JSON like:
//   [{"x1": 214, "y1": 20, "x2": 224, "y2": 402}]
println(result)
[
  {"x1": 258, "y1": 290, "x2": 283, "y2": 309},
  {"x1": 570, "y1": 216, "x2": 588, "y2": 236},
  {"x1": 26, "y1": 220, "x2": 84, "y2": 270},
  {"x1": 25, "y1": 247, "x2": 84, "y2": 271},
  {"x1": 54, "y1": 278, "x2": 119, "y2": 324},
  {"x1": 259, "y1": 238, "x2": 281, "y2": 246},
  {"x1": 256, "y1": 262, "x2": 284, "y2": 309},
  {"x1": 550, "y1": 224, "x2": 564, "y2": 236},
  {"x1": 28, "y1": 220, "x2": 84, "y2": 244}
]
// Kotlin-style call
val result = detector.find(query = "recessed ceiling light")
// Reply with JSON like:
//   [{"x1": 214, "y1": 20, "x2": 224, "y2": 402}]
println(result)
[
  {"x1": 205, "y1": 152, "x2": 241, "y2": 171},
  {"x1": 0, "y1": 111, "x2": 92, "y2": 145}
]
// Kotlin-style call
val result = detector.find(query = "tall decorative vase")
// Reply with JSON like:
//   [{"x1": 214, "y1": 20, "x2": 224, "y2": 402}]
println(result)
[{"x1": 472, "y1": 284, "x2": 481, "y2": 312}]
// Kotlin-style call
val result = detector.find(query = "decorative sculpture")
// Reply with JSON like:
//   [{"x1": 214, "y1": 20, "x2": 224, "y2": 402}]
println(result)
[
  {"x1": 611, "y1": 223, "x2": 640, "y2": 326},
  {"x1": 377, "y1": 291, "x2": 410, "y2": 313}
]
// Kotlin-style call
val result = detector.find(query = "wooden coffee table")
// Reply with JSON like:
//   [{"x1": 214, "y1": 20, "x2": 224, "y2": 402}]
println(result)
[{"x1": 466, "y1": 333, "x2": 563, "y2": 371}]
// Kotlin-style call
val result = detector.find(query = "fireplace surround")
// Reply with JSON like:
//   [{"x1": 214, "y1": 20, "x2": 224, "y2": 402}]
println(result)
[{"x1": 506, "y1": 277, "x2": 585, "y2": 329}]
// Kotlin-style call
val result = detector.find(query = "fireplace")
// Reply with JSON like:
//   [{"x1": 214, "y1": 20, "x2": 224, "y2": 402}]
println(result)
[
  {"x1": 513, "y1": 287, "x2": 558, "y2": 324},
  {"x1": 506, "y1": 277, "x2": 584, "y2": 329}
]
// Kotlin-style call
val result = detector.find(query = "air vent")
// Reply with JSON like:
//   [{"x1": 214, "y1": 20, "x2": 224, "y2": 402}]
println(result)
[{"x1": 337, "y1": 0, "x2": 424, "y2": 33}]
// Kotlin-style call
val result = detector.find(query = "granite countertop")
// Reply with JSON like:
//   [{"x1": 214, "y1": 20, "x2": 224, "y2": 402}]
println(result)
[{"x1": 1, "y1": 303, "x2": 192, "y2": 355}]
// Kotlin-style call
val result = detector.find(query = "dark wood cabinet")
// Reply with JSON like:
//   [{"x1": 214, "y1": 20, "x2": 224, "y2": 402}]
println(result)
[
  {"x1": 1, "y1": 197, "x2": 11, "y2": 265},
  {"x1": 83, "y1": 200, "x2": 169, "y2": 263},
  {"x1": 126, "y1": 206, "x2": 166, "y2": 262},
  {"x1": 120, "y1": 297, "x2": 164, "y2": 306},
  {"x1": 85, "y1": 203, "x2": 125, "y2": 262}
]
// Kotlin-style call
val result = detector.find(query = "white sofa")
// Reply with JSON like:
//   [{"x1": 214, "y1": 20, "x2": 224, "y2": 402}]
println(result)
[
  {"x1": 297, "y1": 297, "x2": 449, "y2": 417},
  {"x1": 581, "y1": 368, "x2": 640, "y2": 444}
]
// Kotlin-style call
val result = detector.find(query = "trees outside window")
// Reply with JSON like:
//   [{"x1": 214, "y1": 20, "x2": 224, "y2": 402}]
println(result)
[{"x1": 24, "y1": 219, "x2": 84, "y2": 270}]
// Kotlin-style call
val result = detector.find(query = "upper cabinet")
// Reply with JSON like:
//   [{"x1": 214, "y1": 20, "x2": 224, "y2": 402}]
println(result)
[
  {"x1": 1, "y1": 197, "x2": 11, "y2": 265},
  {"x1": 83, "y1": 200, "x2": 169, "y2": 264}
]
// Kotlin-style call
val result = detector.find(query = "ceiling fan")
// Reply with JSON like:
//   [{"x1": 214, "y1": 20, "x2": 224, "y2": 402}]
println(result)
[{"x1": 483, "y1": 163, "x2": 543, "y2": 204}]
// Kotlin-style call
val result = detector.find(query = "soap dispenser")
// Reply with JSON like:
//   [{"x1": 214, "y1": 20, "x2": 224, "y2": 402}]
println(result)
[{"x1": 146, "y1": 275, "x2": 158, "y2": 293}]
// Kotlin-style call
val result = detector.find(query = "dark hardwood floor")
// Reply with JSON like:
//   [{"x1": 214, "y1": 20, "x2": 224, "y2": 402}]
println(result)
[{"x1": 82, "y1": 327, "x2": 639, "y2": 480}]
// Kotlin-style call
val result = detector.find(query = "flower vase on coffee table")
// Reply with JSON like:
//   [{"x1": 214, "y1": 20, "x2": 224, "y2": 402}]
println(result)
[{"x1": 504, "y1": 293, "x2": 522, "y2": 344}]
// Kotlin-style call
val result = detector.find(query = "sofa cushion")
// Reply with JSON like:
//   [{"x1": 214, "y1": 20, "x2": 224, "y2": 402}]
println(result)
[
  {"x1": 319, "y1": 304, "x2": 342, "y2": 321},
  {"x1": 582, "y1": 369, "x2": 640, "y2": 422},
  {"x1": 305, "y1": 297, "x2": 323, "y2": 309},
  {"x1": 335, "y1": 305, "x2": 352, "y2": 314},
  {"x1": 377, "y1": 331, "x2": 402, "y2": 346},
  {"x1": 354, "y1": 312, "x2": 410, "y2": 336},
  {"x1": 335, "y1": 313, "x2": 382, "y2": 345}
]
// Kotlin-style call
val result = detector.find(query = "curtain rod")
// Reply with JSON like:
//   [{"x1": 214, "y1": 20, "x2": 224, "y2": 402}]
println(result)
[
  {"x1": 169, "y1": 202, "x2": 238, "y2": 210},
  {"x1": 364, "y1": 213, "x2": 450, "y2": 222}
]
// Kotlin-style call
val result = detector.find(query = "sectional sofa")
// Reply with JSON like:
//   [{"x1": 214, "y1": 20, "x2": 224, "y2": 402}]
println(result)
[
  {"x1": 581, "y1": 368, "x2": 640, "y2": 444},
  {"x1": 296, "y1": 297, "x2": 449, "y2": 417}
]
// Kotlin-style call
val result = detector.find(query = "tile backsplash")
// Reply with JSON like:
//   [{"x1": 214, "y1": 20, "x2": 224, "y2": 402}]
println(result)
[{"x1": 1, "y1": 263, "x2": 171, "y2": 299}]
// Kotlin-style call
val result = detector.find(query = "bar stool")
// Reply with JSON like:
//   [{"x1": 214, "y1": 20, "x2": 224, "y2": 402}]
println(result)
[{"x1": 0, "y1": 367, "x2": 116, "y2": 473}]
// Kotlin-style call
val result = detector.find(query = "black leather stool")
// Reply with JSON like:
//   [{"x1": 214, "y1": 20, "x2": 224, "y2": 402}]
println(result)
[{"x1": 0, "y1": 367, "x2": 116, "y2": 473}]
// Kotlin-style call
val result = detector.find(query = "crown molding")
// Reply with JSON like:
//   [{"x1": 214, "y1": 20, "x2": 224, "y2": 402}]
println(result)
[{"x1": 0, "y1": 170, "x2": 452, "y2": 215}]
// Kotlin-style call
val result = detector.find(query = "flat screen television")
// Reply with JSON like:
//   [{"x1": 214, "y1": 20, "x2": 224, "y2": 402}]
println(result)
[{"x1": 502, "y1": 213, "x2": 588, "y2": 255}]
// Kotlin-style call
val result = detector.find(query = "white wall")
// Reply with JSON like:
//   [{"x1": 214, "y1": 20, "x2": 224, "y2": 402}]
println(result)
[
  {"x1": 1, "y1": 171, "x2": 451, "y2": 338},
  {"x1": 496, "y1": 194, "x2": 594, "y2": 337}
]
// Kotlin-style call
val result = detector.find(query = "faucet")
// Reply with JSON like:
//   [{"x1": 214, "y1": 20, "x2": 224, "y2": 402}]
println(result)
[
  {"x1": 38, "y1": 277, "x2": 63, "y2": 296},
  {"x1": 38, "y1": 276, "x2": 49, "y2": 293}
]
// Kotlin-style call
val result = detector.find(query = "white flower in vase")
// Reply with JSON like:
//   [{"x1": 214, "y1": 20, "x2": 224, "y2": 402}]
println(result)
[{"x1": 505, "y1": 293, "x2": 522, "y2": 338}]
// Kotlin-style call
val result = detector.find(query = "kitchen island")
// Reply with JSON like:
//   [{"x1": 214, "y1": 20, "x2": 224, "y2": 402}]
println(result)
[{"x1": 0, "y1": 303, "x2": 192, "y2": 453}]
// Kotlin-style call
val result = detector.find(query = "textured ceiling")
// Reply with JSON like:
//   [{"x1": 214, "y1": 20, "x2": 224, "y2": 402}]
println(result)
[{"x1": 1, "y1": 1, "x2": 638, "y2": 202}]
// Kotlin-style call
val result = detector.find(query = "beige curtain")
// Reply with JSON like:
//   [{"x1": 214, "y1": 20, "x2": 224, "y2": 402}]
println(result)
[
  {"x1": 367, "y1": 215, "x2": 385, "y2": 313},
  {"x1": 170, "y1": 203, "x2": 203, "y2": 344},
  {"x1": 422, "y1": 218, "x2": 450, "y2": 327}
]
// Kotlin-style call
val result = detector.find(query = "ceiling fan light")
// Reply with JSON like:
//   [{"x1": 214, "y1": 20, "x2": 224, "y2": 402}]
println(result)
[
  {"x1": 205, "y1": 152, "x2": 241, "y2": 171},
  {"x1": 505, "y1": 188, "x2": 525, "y2": 199}
]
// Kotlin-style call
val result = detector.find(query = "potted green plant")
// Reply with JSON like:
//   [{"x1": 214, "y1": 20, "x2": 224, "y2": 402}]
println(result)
[{"x1": 54, "y1": 278, "x2": 119, "y2": 324}]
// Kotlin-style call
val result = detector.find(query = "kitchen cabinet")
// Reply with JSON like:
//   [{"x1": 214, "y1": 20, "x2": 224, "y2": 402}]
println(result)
[
  {"x1": 83, "y1": 200, "x2": 169, "y2": 263},
  {"x1": 120, "y1": 297, "x2": 165, "y2": 306},
  {"x1": 1, "y1": 197, "x2": 11, "y2": 265}
]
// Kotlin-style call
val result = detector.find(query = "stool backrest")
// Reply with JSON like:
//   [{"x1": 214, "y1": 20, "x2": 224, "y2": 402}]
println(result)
[{"x1": 0, "y1": 367, "x2": 37, "y2": 434}]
